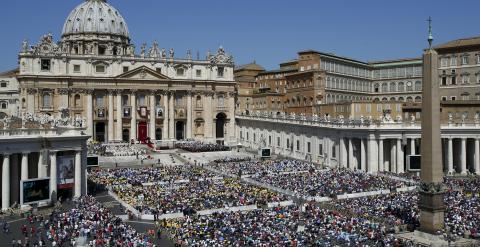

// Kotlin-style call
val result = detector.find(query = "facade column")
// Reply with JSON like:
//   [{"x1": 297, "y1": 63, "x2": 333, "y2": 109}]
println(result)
[
  {"x1": 396, "y1": 138, "x2": 404, "y2": 173},
  {"x1": 116, "y1": 91, "x2": 122, "y2": 141},
  {"x1": 38, "y1": 150, "x2": 45, "y2": 178},
  {"x1": 21, "y1": 152, "x2": 29, "y2": 180},
  {"x1": 475, "y1": 138, "x2": 480, "y2": 175},
  {"x1": 360, "y1": 138, "x2": 366, "y2": 171},
  {"x1": 49, "y1": 151, "x2": 57, "y2": 203},
  {"x1": 204, "y1": 92, "x2": 213, "y2": 141},
  {"x1": 339, "y1": 137, "x2": 347, "y2": 168},
  {"x1": 447, "y1": 138, "x2": 454, "y2": 174},
  {"x1": 169, "y1": 91, "x2": 175, "y2": 139},
  {"x1": 378, "y1": 139, "x2": 384, "y2": 172},
  {"x1": 2, "y1": 154, "x2": 11, "y2": 210},
  {"x1": 130, "y1": 91, "x2": 137, "y2": 142},
  {"x1": 108, "y1": 91, "x2": 114, "y2": 142},
  {"x1": 410, "y1": 138, "x2": 416, "y2": 155},
  {"x1": 162, "y1": 91, "x2": 169, "y2": 140},
  {"x1": 149, "y1": 92, "x2": 156, "y2": 141},
  {"x1": 227, "y1": 92, "x2": 236, "y2": 143},
  {"x1": 460, "y1": 138, "x2": 467, "y2": 174},
  {"x1": 367, "y1": 138, "x2": 378, "y2": 173},
  {"x1": 390, "y1": 140, "x2": 396, "y2": 172},
  {"x1": 186, "y1": 91, "x2": 193, "y2": 139},
  {"x1": 26, "y1": 89, "x2": 36, "y2": 114},
  {"x1": 74, "y1": 150, "x2": 82, "y2": 198},
  {"x1": 348, "y1": 138, "x2": 354, "y2": 170},
  {"x1": 86, "y1": 90, "x2": 94, "y2": 138}
]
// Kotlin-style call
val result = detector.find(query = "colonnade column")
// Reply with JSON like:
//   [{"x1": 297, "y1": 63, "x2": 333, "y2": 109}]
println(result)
[
  {"x1": 410, "y1": 138, "x2": 416, "y2": 155},
  {"x1": 367, "y1": 138, "x2": 378, "y2": 173},
  {"x1": 475, "y1": 138, "x2": 480, "y2": 175},
  {"x1": 74, "y1": 150, "x2": 82, "y2": 198},
  {"x1": 38, "y1": 150, "x2": 45, "y2": 178},
  {"x1": 116, "y1": 91, "x2": 122, "y2": 141},
  {"x1": 460, "y1": 138, "x2": 467, "y2": 174},
  {"x1": 348, "y1": 138, "x2": 354, "y2": 170},
  {"x1": 378, "y1": 139, "x2": 384, "y2": 172},
  {"x1": 49, "y1": 151, "x2": 57, "y2": 203},
  {"x1": 396, "y1": 138, "x2": 404, "y2": 173},
  {"x1": 360, "y1": 138, "x2": 366, "y2": 171},
  {"x1": 339, "y1": 137, "x2": 347, "y2": 168},
  {"x1": 21, "y1": 152, "x2": 29, "y2": 180},
  {"x1": 447, "y1": 138, "x2": 454, "y2": 174},
  {"x1": 186, "y1": 91, "x2": 193, "y2": 139},
  {"x1": 390, "y1": 140, "x2": 396, "y2": 173},
  {"x1": 108, "y1": 91, "x2": 114, "y2": 143},
  {"x1": 130, "y1": 91, "x2": 137, "y2": 141},
  {"x1": 2, "y1": 154, "x2": 10, "y2": 210},
  {"x1": 162, "y1": 91, "x2": 169, "y2": 140},
  {"x1": 169, "y1": 91, "x2": 175, "y2": 140},
  {"x1": 86, "y1": 90, "x2": 94, "y2": 137},
  {"x1": 149, "y1": 92, "x2": 156, "y2": 141}
]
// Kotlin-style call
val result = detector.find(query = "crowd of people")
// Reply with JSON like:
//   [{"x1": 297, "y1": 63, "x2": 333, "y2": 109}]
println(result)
[
  {"x1": 87, "y1": 142, "x2": 147, "y2": 157},
  {"x1": 112, "y1": 178, "x2": 288, "y2": 215},
  {"x1": 89, "y1": 165, "x2": 218, "y2": 186},
  {"x1": 209, "y1": 159, "x2": 317, "y2": 177},
  {"x1": 164, "y1": 204, "x2": 403, "y2": 246},
  {"x1": 258, "y1": 168, "x2": 409, "y2": 197},
  {"x1": 213, "y1": 156, "x2": 252, "y2": 163},
  {"x1": 175, "y1": 141, "x2": 230, "y2": 152}
]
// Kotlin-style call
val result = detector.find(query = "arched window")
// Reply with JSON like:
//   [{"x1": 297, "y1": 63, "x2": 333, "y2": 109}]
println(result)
[
  {"x1": 374, "y1": 83, "x2": 380, "y2": 93},
  {"x1": 415, "y1": 96, "x2": 422, "y2": 102},
  {"x1": 0, "y1": 101, "x2": 7, "y2": 109},
  {"x1": 390, "y1": 82, "x2": 396, "y2": 92},
  {"x1": 43, "y1": 93, "x2": 52, "y2": 108},
  {"x1": 398, "y1": 82, "x2": 405, "y2": 92},
  {"x1": 406, "y1": 96, "x2": 413, "y2": 102},
  {"x1": 138, "y1": 94, "x2": 146, "y2": 106},
  {"x1": 398, "y1": 97, "x2": 405, "y2": 102},
  {"x1": 74, "y1": 94, "x2": 81, "y2": 108},
  {"x1": 155, "y1": 95, "x2": 161, "y2": 106},
  {"x1": 407, "y1": 81, "x2": 413, "y2": 91},
  {"x1": 382, "y1": 83, "x2": 388, "y2": 92},
  {"x1": 122, "y1": 95, "x2": 129, "y2": 106},
  {"x1": 415, "y1": 81, "x2": 422, "y2": 91}
]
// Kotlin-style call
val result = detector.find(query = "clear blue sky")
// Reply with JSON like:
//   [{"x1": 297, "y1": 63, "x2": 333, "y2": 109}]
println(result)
[{"x1": 0, "y1": 0, "x2": 478, "y2": 72}]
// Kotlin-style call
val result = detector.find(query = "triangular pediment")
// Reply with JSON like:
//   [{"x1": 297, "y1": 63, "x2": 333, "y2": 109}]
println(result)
[{"x1": 116, "y1": 66, "x2": 170, "y2": 80}]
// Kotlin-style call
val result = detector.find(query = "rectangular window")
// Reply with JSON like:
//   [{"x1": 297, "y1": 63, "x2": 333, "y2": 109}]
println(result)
[
  {"x1": 176, "y1": 68, "x2": 185, "y2": 76},
  {"x1": 441, "y1": 58, "x2": 448, "y2": 67},
  {"x1": 269, "y1": 136, "x2": 272, "y2": 145},
  {"x1": 451, "y1": 96, "x2": 456, "y2": 101},
  {"x1": 196, "y1": 69, "x2": 202, "y2": 77},
  {"x1": 73, "y1": 65, "x2": 81, "y2": 73},
  {"x1": 254, "y1": 133, "x2": 256, "y2": 142},
  {"x1": 441, "y1": 96, "x2": 447, "y2": 101},
  {"x1": 332, "y1": 145, "x2": 336, "y2": 158},
  {"x1": 156, "y1": 68, "x2": 162, "y2": 74},
  {"x1": 462, "y1": 56, "x2": 468, "y2": 65},
  {"x1": 450, "y1": 57, "x2": 457, "y2": 66},
  {"x1": 441, "y1": 76, "x2": 447, "y2": 86},
  {"x1": 477, "y1": 55, "x2": 480, "y2": 64},
  {"x1": 0, "y1": 82, "x2": 6, "y2": 88},
  {"x1": 451, "y1": 76, "x2": 456, "y2": 85},
  {"x1": 296, "y1": 140, "x2": 300, "y2": 151},
  {"x1": 217, "y1": 67, "x2": 224, "y2": 77},
  {"x1": 246, "y1": 132, "x2": 249, "y2": 141},
  {"x1": 307, "y1": 142, "x2": 311, "y2": 153},
  {"x1": 41, "y1": 59, "x2": 51, "y2": 71},
  {"x1": 462, "y1": 75, "x2": 469, "y2": 84},
  {"x1": 95, "y1": 65, "x2": 105, "y2": 73},
  {"x1": 277, "y1": 137, "x2": 280, "y2": 146},
  {"x1": 319, "y1": 143, "x2": 323, "y2": 155},
  {"x1": 123, "y1": 66, "x2": 129, "y2": 73},
  {"x1": 287, "y1": 139, "x2": 290, "y2": 148}
]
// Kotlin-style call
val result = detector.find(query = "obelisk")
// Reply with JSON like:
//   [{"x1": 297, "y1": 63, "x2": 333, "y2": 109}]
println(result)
[{"x1": 418, "y1": 17, "x2": 445, "y2": 234}]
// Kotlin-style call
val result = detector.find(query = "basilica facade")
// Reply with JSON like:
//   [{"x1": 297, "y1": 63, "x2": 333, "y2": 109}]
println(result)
[{"x1": 17, "y1": 0, "x2": 236, "y2": 144}]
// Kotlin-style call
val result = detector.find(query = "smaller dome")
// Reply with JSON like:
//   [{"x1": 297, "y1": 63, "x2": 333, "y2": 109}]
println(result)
[{"x1": 62, "y1": 0, "x2": 129, "y2": 39}]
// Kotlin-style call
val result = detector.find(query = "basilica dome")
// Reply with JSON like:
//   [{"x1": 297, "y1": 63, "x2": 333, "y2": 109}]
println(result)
[{"x1": 62, "y1": 0, "x2": 129, "y2": 39}]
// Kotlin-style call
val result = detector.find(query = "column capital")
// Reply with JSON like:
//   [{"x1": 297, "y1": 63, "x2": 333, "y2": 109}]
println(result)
[
  {"x1": 2, "y1": 153, "x2": 11, "y2": 156},
  {"x1": 83, "y1": 89, "x2": 95, "y2": 95},
  {"x1": 21, "y1": 151, "x2": 31, "y2": 155},
  {"x1": 57, "y1": 88, "x2": 70, "y2": 95},
  {"x1": 26, "y1": 88, "x2": 38, "y2": 95},
  {"x1": 107, "y1": 89, "x2": 117, "y2": 96}
]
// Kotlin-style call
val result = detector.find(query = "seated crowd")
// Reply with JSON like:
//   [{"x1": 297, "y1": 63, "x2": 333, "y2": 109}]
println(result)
[
  {"x1": 258, "y1": 168, "x2": 409, "y2": 197},
  {"x1": 87, "y1": 142, "x2": 147, "y2": 157},
  {"x1": 213, "y1": 156, "x2": 252, "y2": 163},
  {"x1": 89, "y1": 165, "x2": 218, "y2": 186},
  {"x1": 164, "y1": 204, "x2": 402, "y2": 246},
  {"x1": 112, "y1": 178, "x2": 288, "y2": 215},
  {"x1": 175, "y1": 141, "x2": 229, "y2": 152},
  {"x1": 209, "y1": 159, "x2": 316, "y2": 177}
]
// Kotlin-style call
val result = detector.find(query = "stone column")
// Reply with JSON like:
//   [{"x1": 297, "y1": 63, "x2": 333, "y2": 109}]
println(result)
[
  {"x1": 204, "y1": 92, "x2": 214, "y2": 141},
  {"x1": 360, "y1": 138, "x2": 366, "y2": 171},
  {"x1": 108, "y1": 91, "x2": 114, "y2": 143},
  {"x1": 390, "y1": 140, "x2": 396, "y2": 173},
  {"x1": 74, "y1": 150, "x2": 82, "y2": 198},
  {"x1": 116, "y1": 91, "x2": 122, "y2": 141},
  {"x1": 475, "y1": 138, "x2": 480, "y2": 175},
  {"x1": 130, "y1": 91, "x2": 137, "y2": 141},
  {"x1": 348, "y1": 138, "x2": 354, "y2": 170},
  {"x1": 460, "y1": 138, "x2": 467, "y2": 174},
  {"x1": 169, "y1": 91, "x2": 175, "y2": 139},
  {"x1": 396, "y1": 138, "x2": 404, "y2": 173},
  {"x1": 38, "y1": 150, "x2": 45, "y2": 178},
  {"x1": 367, "y1": 138, "x2": 378, "y2": 173},
  {"x1": 186, "y1": 91, "x2": 193, "y2": 139},
  {"x1": 410, "y1": 138, "x2": 416, "y2": 155},
  {"x1": 21, "y1": 152, "x2": 29, "y2": 180},
  {"x1": 11, "y1": 154, "x2": 19, "y2": 206},
  {"x1": 49, "y1": 151, "x2": 57, "y2": 203},
  {"x1": 2, "y1": 154, "x2": 10, "y2": 210},
  {"x1": 86, "y1": 90, "x2": 94, "y2": 137},
  {"x1": 447, "y1": 138, "x2": 454, "y2": 174},
  {"x1": 149, "y1": 92, "x2": 156, "y2": 141},
  {"x1": 26, "y1": 88, "x2": 37, "y2": 114},
  {"x1": 57, "y1": 88, "x2": 70, "y2": 109},
  {"x1": 227, "y1": 92, "x2": 236, "y2": 143},
  {"x1": 162, "y1": 91, "x2": 169, "y2": 140},
  {"x1": 378, "y1": 139, "x2": 384, "y2": 172},
  {"x1": 339, "y1": 137, "x2": 347, "y2": 168}
]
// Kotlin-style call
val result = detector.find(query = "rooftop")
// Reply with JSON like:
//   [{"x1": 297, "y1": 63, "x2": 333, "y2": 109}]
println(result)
[{"x1": 434, "y1": 36, "x2": 480, "y2": 50}]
